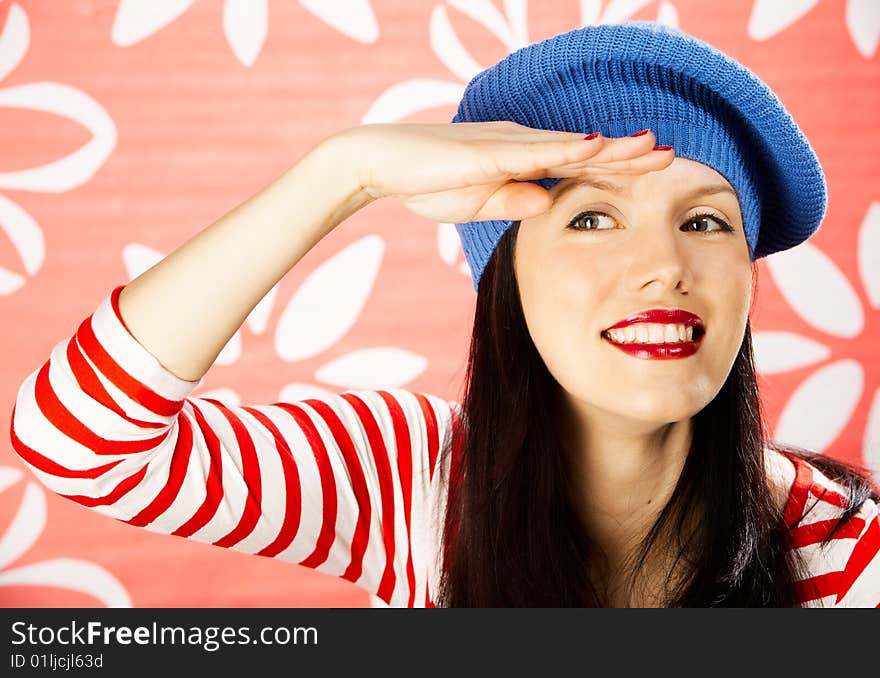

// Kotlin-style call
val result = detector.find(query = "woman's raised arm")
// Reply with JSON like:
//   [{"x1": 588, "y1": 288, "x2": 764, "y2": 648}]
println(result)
[
  {"x1": 9, "y1": 124, "x2": 668, "y2": 606},
  {"x1": 113, "y1": 123, "x2": 665, "y2": 383}
]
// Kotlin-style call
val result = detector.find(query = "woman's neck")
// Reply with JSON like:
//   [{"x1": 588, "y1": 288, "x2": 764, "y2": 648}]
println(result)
[
  {"x1": 561, "y1": 407, "x2": 693, "y2": 555},
  {"x1": 555, "y1": 397, "x2": 699, "y2": 606}
]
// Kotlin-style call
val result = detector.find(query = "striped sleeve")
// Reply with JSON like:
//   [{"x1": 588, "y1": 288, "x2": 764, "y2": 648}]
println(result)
[
  {"x1": 9, "y1": 284, "x2": 461, "y2": 607},
  {"x1": 784, "y1": 456, "x2": 880, "y2": 607},
  {"x1": 832, "y1": 498, "x2": 880, "y2": 608}
]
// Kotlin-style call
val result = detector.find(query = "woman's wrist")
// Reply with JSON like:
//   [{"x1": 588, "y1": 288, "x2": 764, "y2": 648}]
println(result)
[{"x1": 311, "y1": 126, "x2": 381, "y2": 213}]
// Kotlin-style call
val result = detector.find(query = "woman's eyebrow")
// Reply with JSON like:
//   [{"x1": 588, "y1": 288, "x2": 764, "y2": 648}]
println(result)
[{"x1": 552, "y1": 176, "x2": 738, "y2": 205}]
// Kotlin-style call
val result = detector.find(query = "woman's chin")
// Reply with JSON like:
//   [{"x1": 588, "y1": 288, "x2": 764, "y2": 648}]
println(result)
[{"x1": 603, "y1": 392, "x2": 706, "y2": 427}]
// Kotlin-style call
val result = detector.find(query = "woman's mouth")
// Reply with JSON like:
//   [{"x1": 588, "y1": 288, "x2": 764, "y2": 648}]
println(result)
[{"x1": 600, "y1": 322, "x2": 705, "y2": 360}]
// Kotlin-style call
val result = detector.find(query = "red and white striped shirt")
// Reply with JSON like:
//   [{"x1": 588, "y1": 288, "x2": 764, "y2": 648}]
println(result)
[{"x1": 9, "y1": 284, "x2": 880, "y2": 607}]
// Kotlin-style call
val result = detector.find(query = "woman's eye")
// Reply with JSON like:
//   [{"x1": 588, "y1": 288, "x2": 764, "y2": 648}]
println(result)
[
  {"x1": 566, "y1": 212, "x2": 616, "y2": 231},
  {"x1": 682, "y1": 213, "x2": 733, "y2": 233}
]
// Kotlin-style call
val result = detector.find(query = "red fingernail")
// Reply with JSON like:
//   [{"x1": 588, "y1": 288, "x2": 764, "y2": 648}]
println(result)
[
  {"x1": 630, "y1": 129, "x2": 650, "y2": 137},
  {"x1": 653, "y1": 145, "x2": 672, "y2": 151},
  {"x1": 583, "y1": 132, "x2": 600, "y2": 140}
]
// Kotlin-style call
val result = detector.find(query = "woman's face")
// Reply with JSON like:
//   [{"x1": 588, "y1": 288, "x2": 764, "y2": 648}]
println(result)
[{"x1": 513, "y1": 157, "x2": 754, "y2": 431}]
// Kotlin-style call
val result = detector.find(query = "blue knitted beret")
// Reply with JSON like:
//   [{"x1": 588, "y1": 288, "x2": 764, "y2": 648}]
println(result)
[{"x1": 452, "y1": 21, "x2": 827, "y2": 292}]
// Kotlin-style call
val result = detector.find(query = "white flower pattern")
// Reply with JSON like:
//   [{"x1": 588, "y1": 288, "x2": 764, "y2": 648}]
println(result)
[
  {"x1": 748, "y1": 0, "x2": 879, "y2": 58},
  {"x1": 111, "y1": 0, "x2": 380, "y2": 67},
  {"x1": 753, "y1": 203, "x2": 880, "y2": 482},
  {"x1": 0, "y1": 3, "x2": 116, "y2": 296},
  {"x1": 0, "y1": 467, "x2": 131, "y2": 606}
]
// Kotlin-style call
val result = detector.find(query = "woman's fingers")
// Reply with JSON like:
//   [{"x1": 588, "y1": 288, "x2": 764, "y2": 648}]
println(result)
[
  {"x1": 550, "y1": 146, "x2": 675, "y2": 176},
  {"x1": 464, "y1": 120, "x2": 590, "y2": 143},
  {"x1": 487, "y1": 133, "x2": 607, "y2": 177},
  {"x1": 502, "y1": 130, "x2": 672, "y2": 180}
]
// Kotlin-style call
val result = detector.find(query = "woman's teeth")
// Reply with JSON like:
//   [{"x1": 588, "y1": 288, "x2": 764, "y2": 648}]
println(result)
[{"x1": 604, "y1": 323, "x2": 696, "y2": 344}]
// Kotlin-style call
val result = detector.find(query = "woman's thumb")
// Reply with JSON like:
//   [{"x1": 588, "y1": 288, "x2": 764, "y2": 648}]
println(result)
[{"x1": 472, "y1": 181, "x2": 553, "y2": 221}]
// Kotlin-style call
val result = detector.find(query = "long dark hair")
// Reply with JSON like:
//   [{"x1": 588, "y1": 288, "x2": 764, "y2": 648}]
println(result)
[{"x1": 436, "y1": 220, "x2": 879, "y2": 607}]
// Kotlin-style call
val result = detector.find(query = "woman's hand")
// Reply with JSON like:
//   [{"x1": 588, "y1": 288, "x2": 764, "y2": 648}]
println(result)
[{"x1": 337, "y1": 121, "x2": 674, "y2": 223}]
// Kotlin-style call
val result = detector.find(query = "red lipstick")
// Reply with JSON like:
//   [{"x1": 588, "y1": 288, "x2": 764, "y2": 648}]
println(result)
[{"x1": 602, "y1": 309, "x2": 704, "y2": 360}]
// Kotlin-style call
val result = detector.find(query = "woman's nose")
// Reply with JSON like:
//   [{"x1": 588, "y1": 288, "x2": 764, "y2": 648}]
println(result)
[{"x1": 630, "y1": 229, "x2": 692, "y2": 293}]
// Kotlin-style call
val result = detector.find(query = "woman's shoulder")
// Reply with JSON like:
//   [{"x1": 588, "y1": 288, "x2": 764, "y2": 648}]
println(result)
[
  {"x1": 373, "y1": 389, "x2": 462, "y2": 463},
  {"x1": 766, "y1": 445, "x2": 878, "y2": 526},
  {"x1": 766, "y1": 445, "x2": 880, "y2": 606},
  {"x1": 764, "y1": 444, "x2": 798, "y2": 514}
]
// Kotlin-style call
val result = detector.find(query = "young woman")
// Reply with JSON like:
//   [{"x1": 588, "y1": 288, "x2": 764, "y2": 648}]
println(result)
[{"x1": 10, "y1": 22, "x2": 880, "y2": 607}]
